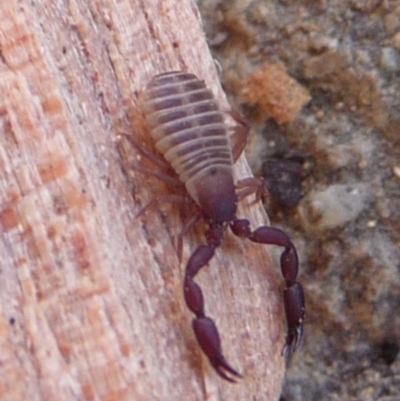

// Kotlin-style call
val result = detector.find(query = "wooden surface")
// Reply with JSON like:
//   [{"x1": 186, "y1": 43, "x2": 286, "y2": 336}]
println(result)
[{"x1": 0, "y1": 1, "x2": 285, "y2": 400}]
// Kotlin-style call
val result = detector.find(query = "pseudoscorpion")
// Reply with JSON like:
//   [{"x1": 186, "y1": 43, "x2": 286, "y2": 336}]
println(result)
[{"x1": 136, "y1": 71, "x2": 305, "y2": 382}]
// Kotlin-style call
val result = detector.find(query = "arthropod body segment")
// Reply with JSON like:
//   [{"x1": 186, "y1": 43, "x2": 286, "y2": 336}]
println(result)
[{"x1": 140, "y1": 71, "x2": 305, "y2": 382}]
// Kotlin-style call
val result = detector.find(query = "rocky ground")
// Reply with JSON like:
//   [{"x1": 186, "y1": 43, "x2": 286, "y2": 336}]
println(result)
[{"x1": 196, "y1": 1, "x2": 400, "y2": 400}]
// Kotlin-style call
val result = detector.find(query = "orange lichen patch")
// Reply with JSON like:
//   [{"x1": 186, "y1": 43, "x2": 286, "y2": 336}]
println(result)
[
  {"x1": 13, "y1": 164, "x2": 41, "y2": 196},
  {"x1": 49, "y1": 180, "x2": 89, "y2": 216},
  {"x1": 18, "y1": 271, "x2": 36, "y2": 298},
  {"x1": 14, "y1": 256, "x2": 28, "y2": 267},
  {"x1": 33, "y1": 264, "x2": 64, "y2": 302},
  {"x1": 26, "y1": 225, "x2": 53, "y2": 262},
  {"x1": 102, "y1": 387, "x2": 130, "y2": 401},
  {"x1": 99, "y1": 300, "x2": 133, "y2": 358},
  {"x1": 118, "y1": 336, "x2": 132, "y2": 357},
  {"x1": 63, "y1": 181, "x2": 89, "y2": 210},
  {"x1": 0, "y1": 315, "x2": 31, "y2": 398},
  {"x1": 70, "y1": 229, "x2": 91, "y2": 271},
  {"x1": 58, "y1": 339, "x2": 72, "y2": 360},
  {"x1": 0, "y1": 4, "x2": 43, "y2": 72},
  {"x1": 0, "y1": 204, "x2": 20, "y2": 230},
  {"x1": 108, "y1": 307, "x2": 133, "y2": 358},
  {"x1": 0, "y1": 32, "x2": 37, "y2": 67},
  {"x1": 45, "y1": 222, "x2": 60, "y2": 240},
  {"x1": 26, "y1": 236, "x2": 42, "y2": 261},
  {"x1": 81, "y1": 381, "x2": 95, "y2": 400},
  {"x1": 67, "y1": 281, "x2": 111, "y2": 304},
  {"x1": 38, "y1": 151, "x2": 68, "y2": 184},
  {"x1": 88, "y1": 361, "x2": 129, "y2": 401},
  {"x1": 15, "y1": 104, "x2": 37, "y2": 134},
  {"x1": 41, "y1": 93, "x2": 63, "y2": 116},
  {"x1": 242, "y1": 61, "x2": 311, "y2": 123}
]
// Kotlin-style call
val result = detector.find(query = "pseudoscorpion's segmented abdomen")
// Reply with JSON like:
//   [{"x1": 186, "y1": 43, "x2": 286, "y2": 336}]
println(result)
[{"x1": 141, "y1": 71, "x2": 234, "y2": 206}]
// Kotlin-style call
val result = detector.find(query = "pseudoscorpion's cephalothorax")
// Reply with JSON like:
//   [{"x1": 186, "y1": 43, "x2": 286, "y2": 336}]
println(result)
[{"x1": 137, "y1": 71, "x2": 305, "y2": 382}]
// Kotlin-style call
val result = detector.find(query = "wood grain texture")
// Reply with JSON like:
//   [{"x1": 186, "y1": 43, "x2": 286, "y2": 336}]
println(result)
[{"x1": 0, "y1": 1, "x2": 285, "y2": 400}]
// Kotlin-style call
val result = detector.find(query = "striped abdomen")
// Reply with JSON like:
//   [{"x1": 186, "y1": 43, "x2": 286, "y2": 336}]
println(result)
[{"x1": 141, "y1": 71, "x2": 237, "y2": 223}]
